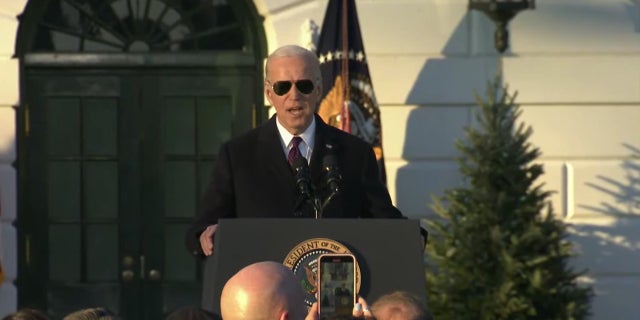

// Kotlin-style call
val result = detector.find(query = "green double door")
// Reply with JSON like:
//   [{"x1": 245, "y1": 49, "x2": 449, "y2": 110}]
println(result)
[{"x1": 21, "y1": 68, "x2": 257, "y2": 319}]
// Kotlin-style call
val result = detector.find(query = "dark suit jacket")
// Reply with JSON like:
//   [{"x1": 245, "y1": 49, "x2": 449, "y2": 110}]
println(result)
[{"x1": 185, "y1": 114, "x2": 404, "y2": 255}]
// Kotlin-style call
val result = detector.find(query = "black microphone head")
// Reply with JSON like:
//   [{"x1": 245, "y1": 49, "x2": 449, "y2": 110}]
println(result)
[
  {"x1": 292, "y1": 156, "x2": 312, "y2": 200},
  {"x1": 322, "y1": 153, "x2": 341, "y2": 195},
  {"x1": 293, "y1": 156, "x2": 309, "y2": 173},
  {"x1": 322, "y1": 153, "x2": 339, "y2": 169}
]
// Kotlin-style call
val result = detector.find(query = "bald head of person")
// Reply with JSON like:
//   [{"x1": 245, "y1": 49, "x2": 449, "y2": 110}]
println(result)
[{"x1": 220, "y1": 261, "x2": 308, "y2": 320}]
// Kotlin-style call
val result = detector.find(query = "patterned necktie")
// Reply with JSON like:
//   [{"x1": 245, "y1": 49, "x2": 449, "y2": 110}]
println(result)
[{"x1": 287, "y1": 136, "x2": 303, "y2": 169}]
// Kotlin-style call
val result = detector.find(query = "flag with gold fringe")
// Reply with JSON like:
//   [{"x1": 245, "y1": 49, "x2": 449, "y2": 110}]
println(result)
[{"x1": 316, "y1": 0, "x2": 388, "y2": 184}]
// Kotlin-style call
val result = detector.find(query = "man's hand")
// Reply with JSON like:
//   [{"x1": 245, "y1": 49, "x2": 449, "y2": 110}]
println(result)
[
  {"x1": 353, "y1": 296, "x2": 375, "y2": 319},
  {"x1": 306, "y1": 297, "x2": 374, "y2": 319},
  {"x1": 199, "y1": 224, "x2": 218, "y2": 256},
  {"x1": 305, "y1": 302, "x2": 319, "y2": 320}
]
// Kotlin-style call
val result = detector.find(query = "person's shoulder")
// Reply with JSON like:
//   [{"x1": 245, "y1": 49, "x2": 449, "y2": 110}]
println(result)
[
  {"x1": 223, "y1": 118, "x2": 274, "y2": 149},
  {"x1": 226, "y1": 127, "x2": 260, "y2": 146}
]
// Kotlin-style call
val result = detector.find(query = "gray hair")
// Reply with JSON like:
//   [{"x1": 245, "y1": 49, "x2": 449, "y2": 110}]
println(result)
[
  {"x1": 264, "y1": 45, "x2": 321, "y2": 82},
  {"x1": 63, "y1": 308, "x2": 119, "y2": 320},
  {"x1": 371, "y1": 291, "x2": 431, "y2": 320}
]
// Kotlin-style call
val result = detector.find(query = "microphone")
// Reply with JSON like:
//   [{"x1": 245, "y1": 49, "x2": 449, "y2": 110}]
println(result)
[
  {"x1": 323, "y1": 153, "x2": 341, "y2": 195},
  {"x1": 292, "y1": 156, "x2": 313, "y2": 200},
  {"x1": 292, "y1": 156, "x2": 322, "y2": 218}
]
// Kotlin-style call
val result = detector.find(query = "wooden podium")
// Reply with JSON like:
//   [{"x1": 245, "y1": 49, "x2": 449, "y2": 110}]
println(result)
[{"x1": 200, "y1": 218, "x2": 426, "y2": 316}]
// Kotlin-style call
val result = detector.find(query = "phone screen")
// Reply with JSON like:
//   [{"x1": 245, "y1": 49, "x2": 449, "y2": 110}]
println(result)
[{"x1": 317, "y1": 254, "x2": 356, "y2": 320}]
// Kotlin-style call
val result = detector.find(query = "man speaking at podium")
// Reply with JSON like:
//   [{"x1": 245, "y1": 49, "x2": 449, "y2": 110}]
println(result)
[{"x1": 185, "y1": 45, "x2": 405, "y2": 257}]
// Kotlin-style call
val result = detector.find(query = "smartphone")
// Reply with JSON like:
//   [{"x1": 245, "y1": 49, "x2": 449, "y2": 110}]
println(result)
[{"x1": 317, "y1": 254, "x2": 357, "y2": 320}]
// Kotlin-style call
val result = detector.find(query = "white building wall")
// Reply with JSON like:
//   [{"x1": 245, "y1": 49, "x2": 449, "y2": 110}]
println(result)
[
  {"x1": 258, "y1": 0, "x2": 640, "y2": 319},
  {"x1": 0, "y1": 0, "x2": 638, "y2": 318},
  {"x1": 506, "y1": 1, "x2": 640, "y2": 317},
  {"x1": 0, "y1": 0, "x2": 24, "y2": 316}
]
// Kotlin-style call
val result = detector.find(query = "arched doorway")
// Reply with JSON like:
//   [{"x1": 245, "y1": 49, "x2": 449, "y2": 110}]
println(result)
[{"x1": 15, "y1": 0, "x2": 266, "y2": 318}]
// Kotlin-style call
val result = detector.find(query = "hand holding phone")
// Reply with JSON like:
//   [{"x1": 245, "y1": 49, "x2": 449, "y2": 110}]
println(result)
[{"x1": 317, "y1": 254, "x2": 356, "y2": 320}]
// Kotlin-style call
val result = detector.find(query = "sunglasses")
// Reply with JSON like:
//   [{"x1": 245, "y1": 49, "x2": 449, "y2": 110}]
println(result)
[{"x1": 270, "y1": 79, "x2": 315, "y2": 96}]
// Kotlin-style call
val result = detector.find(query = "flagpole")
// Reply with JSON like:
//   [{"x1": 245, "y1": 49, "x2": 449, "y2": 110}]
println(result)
[
  {"x1": 318, "y1": 0, "x2": 388, "y2": 184},
  {"x1": 340, "y1": 0, "x2": 351, "y2": 133}
]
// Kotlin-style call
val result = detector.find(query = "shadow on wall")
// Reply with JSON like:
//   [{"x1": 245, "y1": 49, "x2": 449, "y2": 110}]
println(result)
[
  {"x1": 568, "y1": 143, "x2": 640, "y2": 318},
  {"x1": 394, "y1": 14, "x2": 499, "y2": 218},
  {"x1": 0, "y1": 123, "x2": 17, "y2": 316},
  {"x1": 0, "y1": 108, "x2": 16, "y2": 162},
  {"x1": 625, "y1": 0, "x2": 640, "y2": 33},
  {"x1": 571, "y1": 143, "x2": 640, "y2": 272},
  {"x1": 0, "y1": 114, "x2": 17, "y2": 223}
]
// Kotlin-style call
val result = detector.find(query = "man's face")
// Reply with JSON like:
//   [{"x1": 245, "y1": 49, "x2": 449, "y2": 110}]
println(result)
[{"x1": 265, "y1": 55, "x2": 320, "y2": 135}]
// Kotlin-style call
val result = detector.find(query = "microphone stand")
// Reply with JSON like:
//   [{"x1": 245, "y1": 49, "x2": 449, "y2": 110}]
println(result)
[
  {"x1": 293, "y1": 155, "x2": 340, "y2": 219},
  {"x1": 293, "y1": 156, "x2": 324, "y2": 219},
  {"x1": 320, "y1": 192, "x2": 337, "y2": 213},
  {"x1": 320, "y1": 154, "x2": 341, "y2": 215},
  {"x1": 312, "y1": 196, "x2": 322, "y2": 219}
]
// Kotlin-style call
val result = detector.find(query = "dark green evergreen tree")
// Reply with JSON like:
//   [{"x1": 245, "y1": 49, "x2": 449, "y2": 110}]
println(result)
[{"x1": 425, "y1": 79, "x2": 592, "y2": 320}]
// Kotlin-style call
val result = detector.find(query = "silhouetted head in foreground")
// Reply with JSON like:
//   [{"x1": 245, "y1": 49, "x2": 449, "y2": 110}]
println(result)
[{"x1": 220, "y1": 261, "x2": 308, "y2": 320}]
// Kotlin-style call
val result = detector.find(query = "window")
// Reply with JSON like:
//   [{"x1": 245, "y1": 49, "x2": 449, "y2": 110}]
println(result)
[{"x1": 32, "y1": 0, "x2": 245, "y2": 52}]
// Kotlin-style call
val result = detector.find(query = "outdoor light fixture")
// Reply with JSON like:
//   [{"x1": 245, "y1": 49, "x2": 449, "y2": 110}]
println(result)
[{"x1": 468, "y1": 0, "x2": 535, "y2": 53}]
